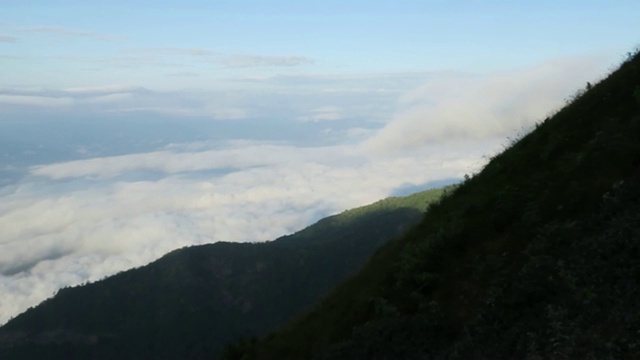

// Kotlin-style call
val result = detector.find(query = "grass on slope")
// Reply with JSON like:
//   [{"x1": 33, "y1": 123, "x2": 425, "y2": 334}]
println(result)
[{"x1": 275, "y1": 185, "x2": 454, "y2": 247}]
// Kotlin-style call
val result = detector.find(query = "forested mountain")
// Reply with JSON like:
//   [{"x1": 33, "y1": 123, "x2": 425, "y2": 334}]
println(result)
[
  {"x1": 0, "y1": 187, "x2": 448, "y2": 359},
  {"x1": 224, "y1": 51, "x2": 640, "y2": 359}
]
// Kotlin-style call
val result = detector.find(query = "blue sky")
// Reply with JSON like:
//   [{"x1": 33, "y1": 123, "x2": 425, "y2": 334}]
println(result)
[
  {"x1": 0, "y1": 1, "x2": 639, "y2": 324},
  {"x1": 2, "y1": 1, "x2": 639, "y2": 88},
  {"x1": 1, "y1": 1, "x2": 638, "y2": 134}
]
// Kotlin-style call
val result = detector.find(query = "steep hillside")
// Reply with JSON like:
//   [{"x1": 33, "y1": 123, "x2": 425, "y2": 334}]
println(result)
[
  {"x1": 0, "y1": 186, "x2": 448, "y2": 359},
  {"x1": 226, "y1": 51, "x2": 640, "y2": 359}
]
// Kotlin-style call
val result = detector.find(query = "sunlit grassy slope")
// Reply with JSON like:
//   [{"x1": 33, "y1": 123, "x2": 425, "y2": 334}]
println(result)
[
  {"x1": 225, "y1": 51, "x2": 640, "y2": 359},
  {"x1": 0, "y1": 185, "x2": 449, "y2": 360}
]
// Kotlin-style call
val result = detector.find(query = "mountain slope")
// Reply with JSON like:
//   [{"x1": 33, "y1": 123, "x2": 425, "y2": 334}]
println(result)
[
  {"x1": 0, "y1": 186, "x2": 449, "y2": 359},
  {"x1": 226, "y1": 51, "x2": 640, "y2": 359}
]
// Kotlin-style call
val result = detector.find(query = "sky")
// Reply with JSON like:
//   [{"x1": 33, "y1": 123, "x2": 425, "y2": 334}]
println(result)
[{"x1": 1, "y1": 0, "x2": 639, "y2": 324}]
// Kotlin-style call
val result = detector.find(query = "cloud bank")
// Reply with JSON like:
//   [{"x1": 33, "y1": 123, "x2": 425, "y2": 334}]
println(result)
[
  {"x1": 363, "y1": 56, "x2": 608, "y2": 152},
  {"x1": 0, "y1": 55, "x2": 613, "y2": 325},
  {"x1": 0, "y1": 141, "x2": 487, "y2": 324},
  {"x1": 0, "y1": 74, "x2": 401, "y2": 122}
]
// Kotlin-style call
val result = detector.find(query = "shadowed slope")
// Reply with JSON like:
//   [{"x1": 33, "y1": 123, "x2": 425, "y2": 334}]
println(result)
[
  {"x1": 0, "y1": 187, "x2": 448, "y2": 360},
  {"x1": 227, "y1": 50, "x2": 640, "y2": 359}
]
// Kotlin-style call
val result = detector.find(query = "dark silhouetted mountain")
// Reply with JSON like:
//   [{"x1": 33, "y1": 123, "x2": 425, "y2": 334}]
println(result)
[
  {"x1": 0, "y1": 187, "x2": 449, "y2": 359},
  {"x1": 223, "y1": 50, "x2": 640, "y2": 359}
]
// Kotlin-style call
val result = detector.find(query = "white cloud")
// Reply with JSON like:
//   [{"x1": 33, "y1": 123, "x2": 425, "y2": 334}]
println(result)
[
  {"x1": 0, "y1": 35, "x2": 16, "y2": 43},
  {"x1": 165, "y1": 71, "x2": 200, "y2": 77},
  {"x1": 62, "y1": 84, "x2": 145, "y2": 95},
  {"x1": 124, "y1": 47, "x2": 215, "y2": 57},
  {"x1": 363, "y1": 56, "x2": 610, "y2": 153},
  {"x1": 0, "y1": 139, "x2": 488, "y2": 325},
  {"x1": 298, "y1": 105, "x2": 345, "y2": 122},
  {"x1": 50, "y1": 47, "x2": 312, "y2": 71},
  {"x1": 0, "y1": 94, "x2": 74, "y2": 107},
  {"x1": 203, "y1": 105, "x2": 249, "y2": 120},
  {"x1": 0, "y1": 85, "x2": 144, "y2": 107},
  {"x1": 17, "y1": 25, "x2": 118, "y2": 41},
  {"x1": 0, "y1": 86, "x2": 214, "y2": 118},
  {"x1": 222, "y1": 54, "x2": 314, "y2": 68},
  {"x1": 0, "y1": 70, "x2": 429, "y2": 122}
]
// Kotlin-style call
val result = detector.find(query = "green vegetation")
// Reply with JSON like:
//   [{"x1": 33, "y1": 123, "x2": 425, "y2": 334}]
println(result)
[
  {"x1": 224, "y1": 50, "x2": 640, "y2": 359},
  {"x1": 0, "y1": 186, "x2": 448, "y2": 360}
]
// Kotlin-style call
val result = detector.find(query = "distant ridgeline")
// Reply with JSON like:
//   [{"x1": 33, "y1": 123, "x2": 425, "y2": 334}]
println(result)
[
  {"x1": 0, "y1": 186, "x2": 450, "y2": 359},
  {"x1": 222, "y1": 50, "x2": 640, "y2": 359}
]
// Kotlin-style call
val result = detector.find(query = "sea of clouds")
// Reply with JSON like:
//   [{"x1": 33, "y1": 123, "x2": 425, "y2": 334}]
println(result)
[{"x1": 0, "y1": 56, "x2": 609, "y2": 324}]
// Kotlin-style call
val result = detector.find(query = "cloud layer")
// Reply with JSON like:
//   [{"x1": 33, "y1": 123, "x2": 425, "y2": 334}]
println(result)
[
  {"x1": 0, "y1": 54, "x2": 613, "y2": 325},
  {"x1": 0, "y1": 140, "x2": 489, "y2": 324},
  {"x1": 364, "y1": 56, "x2": 608, "y2": 152},
  {"x1": 0, "y1": 73, "x2": 407, "y2": 121}
]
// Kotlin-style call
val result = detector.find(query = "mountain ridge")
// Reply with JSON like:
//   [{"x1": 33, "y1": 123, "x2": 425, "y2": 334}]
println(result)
[
  {"x1": 0, "y1": 185, "x2": 450, "y2": 359},
  {"x1": 225, "y1": 49, "x2": 640, "y2": 359}
]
